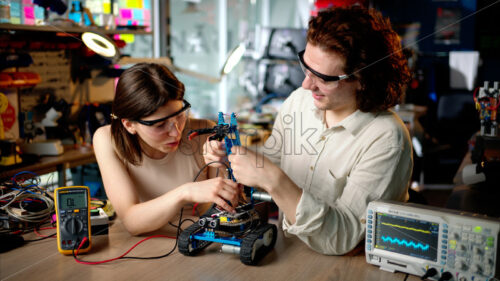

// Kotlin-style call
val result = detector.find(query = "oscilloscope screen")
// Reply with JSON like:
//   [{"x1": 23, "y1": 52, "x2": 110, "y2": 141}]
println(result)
[{"x1": 374, "y1": 213, "x2": 439, "y2": 261}]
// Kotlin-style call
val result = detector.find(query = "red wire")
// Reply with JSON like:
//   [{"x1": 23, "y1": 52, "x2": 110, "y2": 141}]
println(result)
[
  {"x1": 34, "y1": 227, "x2": 57, "y2": 238},
  {"x1": 38, "y1": 226, "x2": 56, "y2": 230},
  {"x1": 74, "y1": 234, "x2": 176, "y2": 265},
  {"x1": 473, "y1": 86, "x2": 479, "y2": 103},
  {"x1": 192, "y1": 203, "x2": 199, "y2": 215}
]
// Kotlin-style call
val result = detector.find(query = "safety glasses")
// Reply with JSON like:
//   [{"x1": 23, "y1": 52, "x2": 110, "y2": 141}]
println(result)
[
  {"x1": 135, "y1": 99, "x2": 191, "y2": 126},
  {"x1": 297, "y1": 50, "x2": 349, "y2": 83}
]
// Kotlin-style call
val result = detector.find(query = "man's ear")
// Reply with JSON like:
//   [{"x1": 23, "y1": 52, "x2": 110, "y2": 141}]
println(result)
[{"x1": 122, "y1": 119, "x2": 137, "y2": 135}]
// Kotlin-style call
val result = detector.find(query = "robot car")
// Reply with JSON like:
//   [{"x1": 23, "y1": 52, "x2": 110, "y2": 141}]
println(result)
[{"x1": 178, "y1": 113, "x2": 277, "y2": 265}]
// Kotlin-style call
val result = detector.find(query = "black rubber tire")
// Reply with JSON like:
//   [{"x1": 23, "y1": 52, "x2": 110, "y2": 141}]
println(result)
[
  {"x1": 240, "y1": 224, "x2": 277, "y2": 265},
  {"x1": 178, "y1": 222, "x2": 212, "y2": 256}
]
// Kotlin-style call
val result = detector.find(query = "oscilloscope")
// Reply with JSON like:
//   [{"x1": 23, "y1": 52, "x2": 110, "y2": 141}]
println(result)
[{"x1": 365, "y1": 200, "x2": 499, "y2": 281}]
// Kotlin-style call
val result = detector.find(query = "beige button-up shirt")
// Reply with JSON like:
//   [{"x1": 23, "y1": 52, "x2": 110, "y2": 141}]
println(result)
[{"x1": 262, "y1": 88, "x2": 413, "y2": 255}]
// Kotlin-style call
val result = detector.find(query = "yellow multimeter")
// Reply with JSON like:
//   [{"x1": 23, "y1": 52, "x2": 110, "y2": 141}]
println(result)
[{"x1": 55, "y1": 186, "x2": 92, "y2": 254}]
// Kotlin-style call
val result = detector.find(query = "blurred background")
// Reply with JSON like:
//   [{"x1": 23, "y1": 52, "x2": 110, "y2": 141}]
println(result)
[{"x1": 1, "y1": 0, "x2": 499, "y2": 217}]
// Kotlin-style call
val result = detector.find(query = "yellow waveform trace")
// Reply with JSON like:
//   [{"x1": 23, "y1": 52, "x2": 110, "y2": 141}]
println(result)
[{"x1": 382, "y1": 222, "x2": 431, "y2": 234}]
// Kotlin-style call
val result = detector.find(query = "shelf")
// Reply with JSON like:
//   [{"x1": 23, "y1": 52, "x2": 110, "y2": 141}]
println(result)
[{"x1": 0, "y1": 23, "x2": 152, "y2": 35}]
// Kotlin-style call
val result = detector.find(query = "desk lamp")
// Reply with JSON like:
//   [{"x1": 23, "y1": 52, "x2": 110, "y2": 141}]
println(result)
[{"x1": 81, "y1": 32, "x2": 120, "y2": 64}]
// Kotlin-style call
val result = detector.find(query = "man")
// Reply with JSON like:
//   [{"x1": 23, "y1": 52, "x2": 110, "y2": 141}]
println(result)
[{"x1": 205, "y1": 6, "x2": 413, "y2": 255}]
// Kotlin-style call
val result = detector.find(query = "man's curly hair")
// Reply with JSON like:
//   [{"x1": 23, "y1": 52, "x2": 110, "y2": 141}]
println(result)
[{"x1": 307, "y1": 6, "x2": 411, "y2": 112}]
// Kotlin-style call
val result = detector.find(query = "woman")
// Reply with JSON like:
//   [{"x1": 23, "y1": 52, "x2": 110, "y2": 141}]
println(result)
[{"x1": 93, "y1": 63, "x2": 239, "y2": 235}]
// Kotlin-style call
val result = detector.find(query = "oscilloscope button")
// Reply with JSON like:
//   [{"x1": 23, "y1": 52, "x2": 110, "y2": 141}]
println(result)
[
  {"x1": 484, "y1": 267, "x2": 492, "y2": 276},
  {"x1": 367, "y1": 234, "x2": 372, "y2": 239},
  {"x1": 473, "y1": 255, "x2": 483, "y2": 262},
  {"x1": 367, "y1": 229, "x2": 372, "y2": 234},
  {"x1": 368, "y1": 209, "x2": 373, "y2": 214},
  {"x1": 368, "y1": 215, "x2": 373, "y2": 219}
]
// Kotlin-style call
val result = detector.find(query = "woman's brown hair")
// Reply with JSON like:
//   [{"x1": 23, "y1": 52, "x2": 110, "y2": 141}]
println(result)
[
  {"x1": 307, "y1": 6, "x2": 411, "y2": 112},
  {"x1": 111, "y1": 63, "x2": 185, "y2": 165}
]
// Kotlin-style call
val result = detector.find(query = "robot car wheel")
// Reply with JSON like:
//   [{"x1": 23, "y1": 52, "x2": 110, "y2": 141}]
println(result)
[
  {"x1": 239, "y1": 224, "x2": 278, "y2": 265},
  {"x1": 178, "y1": 222, "x2": 212, "y2": 256}
]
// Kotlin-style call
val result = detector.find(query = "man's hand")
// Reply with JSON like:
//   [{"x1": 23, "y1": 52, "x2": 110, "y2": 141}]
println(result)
[
  {"x1": 228, "y1": 146, "x2": 278, "y2": 192},
  {"x1": 229, "y1": 146, "x2": 302, "y2": 225}
]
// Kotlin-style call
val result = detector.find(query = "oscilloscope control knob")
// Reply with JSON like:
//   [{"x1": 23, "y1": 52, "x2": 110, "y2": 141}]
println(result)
[
  {"x1": 471, "y1": 264, "x2": 483, "y2": 274},
  {"x1": 456, "y1": 243, "x2": 468, "y2": 256},
  {"x1": 455, "y1": 260, "x2": 468, "y2": 271},
  {"x1": 473, "y1": 246, "x2": 483, "y2": 255},
  {"x1": 65, "y1": 217, "x2": 84, "y2": 234}
]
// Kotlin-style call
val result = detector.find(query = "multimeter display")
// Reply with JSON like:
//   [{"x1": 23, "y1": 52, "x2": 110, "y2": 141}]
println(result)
[
  {"x1": 55, "y1": 186, "x2": 91, "y2": 255},
  {"x1": 59, "y1": 193, "x2": 87, "y2": 209}
]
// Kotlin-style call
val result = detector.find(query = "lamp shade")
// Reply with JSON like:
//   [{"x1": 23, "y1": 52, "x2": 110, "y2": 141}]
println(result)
[
  {"x1": 221, "y1": 44, "x2": 246, "y2": 76},
  {"x1": 82, "y1": 32, "x2": 119, "y2": 63}
]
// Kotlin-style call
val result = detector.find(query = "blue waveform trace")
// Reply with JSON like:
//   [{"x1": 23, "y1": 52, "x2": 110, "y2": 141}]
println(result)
[{"x1": 381, "y1": 235, "x2": 430, "y2": 251}]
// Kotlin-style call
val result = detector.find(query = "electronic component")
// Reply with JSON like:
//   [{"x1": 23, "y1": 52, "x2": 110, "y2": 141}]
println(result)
[
  {"x1": 263, "y1": 61, "x2": 304, "y2": 96},
  {"x1": 55, "y1": 186, "x2": 91, "y2": 254},
  {"x1": 267, "y1": 28, "x2": 306, "y2": 59},
  {"x1": 474, "y1": 81, "x2": 499, "y2": 137},
  {"x1": 180, "y1": 112, "x2": 277, "y2": 265},
  {"x1": 366, "y1": 200, "x2": 499, "y2": 281},
  {"x1": 90, "y1": 207, "x2": 109, "y2": 236}
]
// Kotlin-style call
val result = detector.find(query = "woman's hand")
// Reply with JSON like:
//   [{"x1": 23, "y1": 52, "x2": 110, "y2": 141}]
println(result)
[
  {"x1": 181, "y1": 177, "x2": 239, "y2": 213},
  {"x1": 203, "y1": 139, "x2": 229, "y2": 169}
]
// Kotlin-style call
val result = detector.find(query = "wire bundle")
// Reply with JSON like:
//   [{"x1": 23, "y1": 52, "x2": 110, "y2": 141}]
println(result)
[{"x1": 0, "y1": 171, "x2": 54, "y2": 226}]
